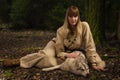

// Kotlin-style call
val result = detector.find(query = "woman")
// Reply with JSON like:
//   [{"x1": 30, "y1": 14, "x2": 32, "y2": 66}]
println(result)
[
  {"x1": 1, "y1": 6, "x2": 105, "y2": 71},
  {"x1": 54, "y1": 6, "x2": 105, "y2": 71}
]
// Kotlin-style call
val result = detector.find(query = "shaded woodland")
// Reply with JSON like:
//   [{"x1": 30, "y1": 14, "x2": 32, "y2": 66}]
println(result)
[
  {"x1": 0, "y1": 0, "x2": 120, "y2": 43},
  {"x1": 0, "y1": 0, "x2": 120, "y2": 80}
]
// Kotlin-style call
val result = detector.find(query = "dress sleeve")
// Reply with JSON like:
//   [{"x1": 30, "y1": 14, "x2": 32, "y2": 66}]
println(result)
[
  {"x1": 55, "y1": 29, "x2": 67, "y2": 59},
  {"x1": 82, "y1": 22, "x2": 104, "y2": 65}
]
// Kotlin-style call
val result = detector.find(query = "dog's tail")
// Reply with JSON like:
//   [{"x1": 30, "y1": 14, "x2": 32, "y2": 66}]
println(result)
[{"x1": 42, "y1": 65, "x2": 61, "y2": 71}]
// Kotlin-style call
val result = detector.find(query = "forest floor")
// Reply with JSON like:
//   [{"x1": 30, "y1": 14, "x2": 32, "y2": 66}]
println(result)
[{"x1": 0, "y1": 30, "x2": 119, "y2": 80}]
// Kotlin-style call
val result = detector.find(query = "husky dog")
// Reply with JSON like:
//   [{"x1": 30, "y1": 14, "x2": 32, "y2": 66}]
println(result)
[{"x1": 42, "y1": 51, "x2": 89, "y2": 77}]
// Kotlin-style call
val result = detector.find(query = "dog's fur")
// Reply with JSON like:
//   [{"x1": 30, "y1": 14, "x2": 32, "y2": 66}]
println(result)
[
  {"x1": 20, "y1": 40, "x2": 89, "y2": 77},
  {"x1": 42, "y1": 51, "x2": 89, "y2": 77}
]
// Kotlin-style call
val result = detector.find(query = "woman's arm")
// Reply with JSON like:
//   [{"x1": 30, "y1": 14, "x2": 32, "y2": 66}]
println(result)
[
  {"x1": 82, "y1": 22, "x2": 106, "y2": 70},
  {"x1": 55, "y1": 28, "x2": 68, "y2": 59}
]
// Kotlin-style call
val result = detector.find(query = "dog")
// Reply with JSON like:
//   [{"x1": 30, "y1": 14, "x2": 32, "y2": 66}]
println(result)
[
  {"x1": 20, "y1": 39, "x2": 89, "y2": 77},
  {"x1": 42, "y1": 51, "x2": 89, "y2": 77}
]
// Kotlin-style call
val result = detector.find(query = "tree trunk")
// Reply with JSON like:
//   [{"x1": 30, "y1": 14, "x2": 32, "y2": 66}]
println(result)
[
  {"x1": 84, "y1": 0, "x2": 101, "y2": 44},
  {"x1": 117, "y1": 12, "x2": 120, "y2": 42}
]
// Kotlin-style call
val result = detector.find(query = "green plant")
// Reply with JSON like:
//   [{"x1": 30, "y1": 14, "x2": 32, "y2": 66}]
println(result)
[{"x1": 4, "y1": 70, "x2": 13, "y2": 77}]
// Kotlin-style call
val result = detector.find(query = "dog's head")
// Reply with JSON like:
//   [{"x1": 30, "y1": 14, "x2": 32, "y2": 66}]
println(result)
[{"x1": 70, "y1": 52, "x2": 89, "y2": 77}]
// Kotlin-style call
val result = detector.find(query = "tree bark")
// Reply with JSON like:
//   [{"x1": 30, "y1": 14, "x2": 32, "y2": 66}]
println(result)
[
  {"x1": 117, "y1": 12, "x2": 120, "y2": 42},
  {"x1": 84, "y1": 0, "x2": 101, "y2": 44}
]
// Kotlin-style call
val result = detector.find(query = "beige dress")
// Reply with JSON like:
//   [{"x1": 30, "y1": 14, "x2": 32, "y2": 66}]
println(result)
[
  {"x1": 20, "y1": 21, "x2": 105, "y2": 68},
  {"x1": 55, "y1": 21, "x2": 105, "y2": 67}
]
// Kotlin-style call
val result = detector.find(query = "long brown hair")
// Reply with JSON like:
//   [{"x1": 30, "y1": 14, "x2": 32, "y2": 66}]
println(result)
[{"x1": 63, "y1": 6, "x2": 82, "y2": 37}]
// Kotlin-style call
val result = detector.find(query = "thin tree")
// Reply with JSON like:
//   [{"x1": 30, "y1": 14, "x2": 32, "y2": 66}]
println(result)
[{"x1": 84, "y1": 0, "x2": 102, "y2": 44}]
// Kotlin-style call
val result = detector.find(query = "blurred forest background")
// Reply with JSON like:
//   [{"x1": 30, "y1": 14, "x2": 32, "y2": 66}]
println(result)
[
  {"x1": 0, "y1": 0, "x2": 120, "y2": 79},
  {"x1": 0, "y1": 0, "x2": 120, "y2": 44}
]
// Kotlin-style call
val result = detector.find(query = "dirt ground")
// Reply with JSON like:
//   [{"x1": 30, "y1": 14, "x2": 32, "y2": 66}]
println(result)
[{"x1": 0, "y1": 30, "x2": 120, "y2": 80}]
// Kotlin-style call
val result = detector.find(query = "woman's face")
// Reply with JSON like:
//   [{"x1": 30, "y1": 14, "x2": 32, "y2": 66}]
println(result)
[{"x1": 68, "y1": 16, "x2": 78, "y2": 26}]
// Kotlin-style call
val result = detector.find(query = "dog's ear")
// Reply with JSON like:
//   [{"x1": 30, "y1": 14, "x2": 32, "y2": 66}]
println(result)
[
  {"x1": 77, "y1": 55, "x2": 85, "y2": 61},
  {"x1": 75, "y1": 59, "x2": 79, "y2": 67},
  {"x1": 85, "y1": 58, "x2": 88, "y2": 64},
  {"x1": 74, "y1": 57, "x2": 81, "y2": 70}
]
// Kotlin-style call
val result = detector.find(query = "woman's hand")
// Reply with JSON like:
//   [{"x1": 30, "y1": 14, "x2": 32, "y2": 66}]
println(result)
[
  {"x1": 92, "y1": 65, "x2": 105, "y2": 71},
  {"x1": 65, "y1": 52, "x2": 79, "y2": 58}
]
